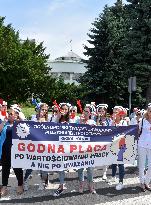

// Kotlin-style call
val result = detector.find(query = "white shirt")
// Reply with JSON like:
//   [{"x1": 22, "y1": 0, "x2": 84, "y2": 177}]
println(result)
[
  {"x1": 130, "y1": 117, "x2": 142, "y2": 125},
  {"x1": 0, "y1": 114, "x2": 5, "y2": 121},
  {"x1": 31, "y1": 114, "x2": 36, "y2": 121},
  {"x1": 86, "y1": 119, "x2": 96, "y2": 126},
  {"x1": 51, "y1": 115, "x2": 59, "y2": 123},
  {"x1": 69, "y1": 116, "x2": 80, "y2": 124},
  {"x1": 114, "y1": 119, "x2": 128, "y2": 126},
  {"x1": 138, "y1": 118, "x2": 151, "y2": 149}
]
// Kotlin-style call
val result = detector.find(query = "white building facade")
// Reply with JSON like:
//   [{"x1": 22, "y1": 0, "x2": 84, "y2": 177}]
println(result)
[{"x1": 47, "y1": 51, "x2": 87, "y2": 84}]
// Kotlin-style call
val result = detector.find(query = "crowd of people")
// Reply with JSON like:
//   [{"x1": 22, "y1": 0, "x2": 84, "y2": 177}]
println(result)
[{"x1": 0, "y1": 99, "x2": 151, "y2": 197}]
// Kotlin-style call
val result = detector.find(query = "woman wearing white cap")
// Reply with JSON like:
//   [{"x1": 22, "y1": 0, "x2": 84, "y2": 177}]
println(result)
[
  {"x1": 96, "y1": 104, "x2": 112, "y2": 181},
  {"x1": 109, "y1": 106, "x2": 128, "y2": 191},
  {"x1": 24, "y1": 103, "x2": 49, "y2": 191},
  {"x1": 69, "y1": 106, "x2": 80, "y2": 124},
  {"x1": 53, "y1": 103, "x2": 71, "y2": 197},
  {"x1": 77, "y1": 106, "x2": 96, "y2": 194},
  {"x1": 50, "y1": 105, "x2": 60, "y2": 122}
]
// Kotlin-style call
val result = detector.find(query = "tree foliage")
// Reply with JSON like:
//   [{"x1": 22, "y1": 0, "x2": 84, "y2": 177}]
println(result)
[
  {"x1": 123, "y1": 0, "x2": 151, "y2": 106},
  {"x1": 0, "y1": 16, "x2": 52, "y2": 103},
  {"x1": 80, "y1": 1, "x2": 129, "y2": 107},
  {"x1": 80, "y1": 0, "x2": 151, "y2": 107}
]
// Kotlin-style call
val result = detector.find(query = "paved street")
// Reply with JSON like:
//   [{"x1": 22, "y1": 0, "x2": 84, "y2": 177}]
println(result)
[{"x1": 0, "y1": 166, "x2": 151, "y2": 205}]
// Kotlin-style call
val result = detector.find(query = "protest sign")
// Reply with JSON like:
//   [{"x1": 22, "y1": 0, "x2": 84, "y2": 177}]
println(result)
[{"x1": 12, "y1": 121, "x2": 138, "y2": 171}]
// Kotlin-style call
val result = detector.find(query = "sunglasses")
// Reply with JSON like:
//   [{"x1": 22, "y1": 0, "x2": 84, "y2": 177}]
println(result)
[{"x1": 70, "y1": 110, "x2": 76, "y2": 112}]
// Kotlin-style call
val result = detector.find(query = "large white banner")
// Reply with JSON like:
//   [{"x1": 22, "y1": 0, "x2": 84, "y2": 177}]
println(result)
[{"x1": 12, "y1": 121, "x2": 138, "y2": 171}]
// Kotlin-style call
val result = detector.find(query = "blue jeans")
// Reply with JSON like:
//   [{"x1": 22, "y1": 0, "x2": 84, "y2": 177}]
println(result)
[
  {"x1": 59, "y1": 171, "x2": 65, "y2": 184},
  {"x1": 78, "y1": 167, "x2": 93, "y2": 182},
  {"x1": 112, "y1": 164, "x2": 125, "y2": 183}
]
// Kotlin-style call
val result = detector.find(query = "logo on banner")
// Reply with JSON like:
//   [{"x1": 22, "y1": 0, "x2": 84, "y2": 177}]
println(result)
[
  {"x1": 110, "y1": 134, "x2": 136, "y2": 162},
  {"x1": 16, "y1": 123, "x2": 30, "y2": 139}
]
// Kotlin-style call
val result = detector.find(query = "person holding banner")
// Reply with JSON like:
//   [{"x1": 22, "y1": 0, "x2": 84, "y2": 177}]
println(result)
[
  {"x1": 0, "y1": 107, "x2": 24, "y2": 197},
  {"x1": 53, "y1": 103, "x2": 71, "y2": 197},
  {"x1": 24, "y1": 103, "x2": 49, "y2": 191},
  {"x1": 96, "y1": 104, "x2": 112, "y2": 181},
  {"x1": 109, "y1": 106, "x2": 128, "y2": 191},
  {"x1": 69, "y1": 106, "x2": 80, "y2": 124},
  {"x1": 138, "y1": 105, "x2": 151, "y2": 192},
  {"x1": 78, "y1": 106, "x2": 96, "y2": 194},
  {"x1": 50, "y1": 105, "x2": 60, "y2": 122}
]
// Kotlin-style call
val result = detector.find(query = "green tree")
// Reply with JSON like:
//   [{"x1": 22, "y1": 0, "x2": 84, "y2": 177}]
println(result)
[
  {"x1": 80, "y1": 1, "x2": 129, "y2": 107},
  {"x1": 123, "y1": 0, "x2": 151, "y2": 106},
  {"x1": 0, "y1": 17, "x2": 52, "y2": 103},
  {"x1": 19, "y1": 39, "x2": 50, "y2": 101},
  {"x1": 50, "y1": 76, "x2": 81, "y2": 106},
  {"x1": 0, "y1": 16, "x2": 21, "y2": 100}
]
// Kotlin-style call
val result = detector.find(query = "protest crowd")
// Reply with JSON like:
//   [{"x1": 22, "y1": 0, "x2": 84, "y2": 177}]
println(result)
[{"x1": 0, "y1": 98, "x2": 151, "y2": 199}]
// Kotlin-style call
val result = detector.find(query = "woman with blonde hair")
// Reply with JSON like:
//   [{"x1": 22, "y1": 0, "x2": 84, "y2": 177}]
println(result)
[
  {"x1": 138, "y1": 105, "x2": 151, "y2": 191},
  {"x1": 24, "y1": 103, "x2": 49, "y2": 191}
]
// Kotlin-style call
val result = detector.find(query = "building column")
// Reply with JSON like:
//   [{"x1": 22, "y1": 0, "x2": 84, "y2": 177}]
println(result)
[{"x1": 69, "y1": 73, "x2": 73, "y2": 84}]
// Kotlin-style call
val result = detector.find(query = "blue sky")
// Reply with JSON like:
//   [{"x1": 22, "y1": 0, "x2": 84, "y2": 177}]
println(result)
[{"x1": 0, "y1": 0, "x2": 126, "y2": 59}]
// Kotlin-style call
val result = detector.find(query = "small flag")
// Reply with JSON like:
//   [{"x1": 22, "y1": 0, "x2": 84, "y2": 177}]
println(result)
[{"x1": 77, "y1": 100, "x2": 83, "y2": 113}]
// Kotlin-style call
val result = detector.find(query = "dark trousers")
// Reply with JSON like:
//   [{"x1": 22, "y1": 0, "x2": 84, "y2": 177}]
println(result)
[
  {"x1": 2, "y1": 166, "x2": 23, "y2": 186},
  {"x1": 112, "y1": 164, "x2": 125, "y2": 183},
  {"x1": 1, "y1": 144, "x2": 23, "y2": 186},
  {"x1": 24, "y1": 169, "x2": 33, "y2": 181}
]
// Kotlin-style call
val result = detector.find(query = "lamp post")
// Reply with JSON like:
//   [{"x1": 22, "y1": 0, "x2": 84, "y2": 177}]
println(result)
[{"x1": 128, "y1": 76, "x2": 136, "y2": 116}]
